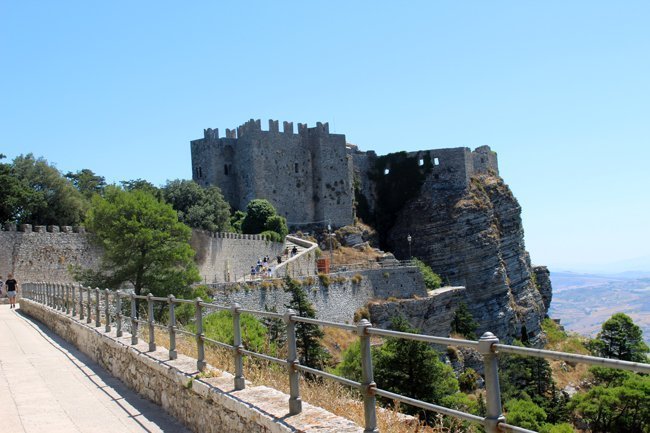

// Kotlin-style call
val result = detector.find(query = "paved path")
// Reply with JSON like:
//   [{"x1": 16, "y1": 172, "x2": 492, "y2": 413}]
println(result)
[{"x1": 0, "y1": 304, "x2": 191, "y2": 433}]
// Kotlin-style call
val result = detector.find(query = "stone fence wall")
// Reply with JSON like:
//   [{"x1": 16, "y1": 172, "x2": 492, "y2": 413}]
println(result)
[
  {"x1": 19, "y1": 299, "x2": 362, "y2": 433},
  {"x1": 209, "y1": 266, "x2": 427, "y2": 323}
]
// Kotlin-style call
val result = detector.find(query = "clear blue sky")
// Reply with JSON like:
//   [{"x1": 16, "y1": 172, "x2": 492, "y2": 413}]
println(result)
[{"x1": 2, "y1": 1, "x2": 649, "y2": 272}]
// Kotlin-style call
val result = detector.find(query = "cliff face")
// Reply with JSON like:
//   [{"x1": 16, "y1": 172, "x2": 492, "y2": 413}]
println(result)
[{"x1": 387, "y1": 174, "x2": 548, "y2": 343}]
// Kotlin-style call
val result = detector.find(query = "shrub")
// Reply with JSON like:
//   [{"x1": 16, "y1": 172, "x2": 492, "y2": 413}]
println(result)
[
  {"x1": 351, "y1": 273, "x2": 363, "y2": 284},
  {"x1": 458, "y1": 368, "x2": 480, "y2": 392},
  {"x1": 413, "y1": 257, "x2": 442, "y2": 290},
  {"x1": 353, "y1": 306, "x2": 370, "y2": 323},
  {"x1": 318, "y1": 273, "x2": 331, "y2": 288}
]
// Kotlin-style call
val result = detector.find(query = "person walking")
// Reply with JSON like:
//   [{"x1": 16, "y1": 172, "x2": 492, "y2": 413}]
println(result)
[{"x1": 5, "y1": 273, "x2": 17, "y2": 309}]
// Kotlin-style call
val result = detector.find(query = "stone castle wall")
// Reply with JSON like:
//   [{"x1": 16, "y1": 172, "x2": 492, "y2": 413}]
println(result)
[
  {"x1": 0, "y1": 224, "x2": 101, "y2": 284},
  {"x1": 190, "y1": 230, "x2": 286, "y2": 283},
  {"x1": 191, "y1": 119, "x2": 354, "y2": 227}
]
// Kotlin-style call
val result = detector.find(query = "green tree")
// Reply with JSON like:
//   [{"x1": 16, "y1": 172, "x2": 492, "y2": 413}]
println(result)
[
  {"x1": 587, "y1": 313, "x2": 649, "y2": 362},
  {"x1": 162, "y1": 179, "x2": 231, "y2": 232},
  {"x1": 120, "y1": 178, "x2": 162, "y2": 199},
  {"x1": 373, "y1": 316, "x2": 458, "y2": 416},
  {"x1": 65, "y1": 169, "x2": 106, "y2": 199},
  {"x1": 230, "y1": 210, "x2": 246, "y2": 233},
  {"x1": 284, "y1": 277, "x2": 330, "y2": 371},
  {"x1": 451, "y1": 302, "x2": 479, "y2": 339},
  {"x1": 9, "y1": 154, "x2": 87, "y2": 225},
  {"x1": 570, "y1": 373, "x2": 650, "y2": 433},
  {"x1": 242, "y1": 199, "x2": 277, "y2": 234},
  {"x1": 0, "y1": 155, "x2": 30, "y2": 224},
  {"x1": 188, "y1": 310, "x2": 275, "y2": 354},
  {"x1": 504, "y1": 399, "x2": 547, "y2": 431},
  {"x1": 75, "y1": 186, "x2": 199, "y2": 296},
  {"x1": 413, "y1": 257, "x2": 442, "y2": 290}
]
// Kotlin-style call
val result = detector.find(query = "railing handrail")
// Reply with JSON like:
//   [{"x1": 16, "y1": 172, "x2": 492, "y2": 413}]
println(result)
[{"x1": 19, "y1": 281, "x2": 650, "y2": 433}]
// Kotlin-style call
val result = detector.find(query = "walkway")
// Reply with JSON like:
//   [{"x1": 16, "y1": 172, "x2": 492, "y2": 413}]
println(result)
[{"x1": 0, "y1": 304, "x2": 191, "y2": 433}]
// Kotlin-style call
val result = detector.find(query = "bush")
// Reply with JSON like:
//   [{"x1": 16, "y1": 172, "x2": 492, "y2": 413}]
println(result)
[
  {"x1": 413, "y1": 258, "x2": 442, "y2": 290},
  {"x1": 351, "y1": 273, "x2": 363, "y2": 284},
  {"x1": 318, "y1": 273, "x2": 331, "y2": 288},
  {"x1": 451, "y1": 302, "x2": 479, "y2": 339},
  {"x1": 458, "y1": 368, "x2": 480, "y2": 392},
  {"x1": 353, "y1": 306, "x2": 370, "y2": 323}
]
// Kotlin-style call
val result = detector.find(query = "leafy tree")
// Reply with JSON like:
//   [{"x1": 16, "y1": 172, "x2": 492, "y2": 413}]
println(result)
[
  {"x1": 162, "y1": 179, "x2": 231, "y2": 232},
  {"x1": 75, "y1": 186, "x2": 199, "y2": 296},
  {"x1": 451, "y1": 302, "x2": 479, "y2": 339},
  {"x1": 174, "y1": 285, "x2": 212, "y2": 325},
  {"x1": 242, "y1": 199, "x2": 277, "y2": 234},
  {"x1": 284, "y1": 277, "x2": 330, "y2": 371},
  {"x1": 65, "y1": 169, "x2": 106, "y2": 199},
  {"x1": 188, "y1": 310, "x2": 275, "y2": 354},
  {"x1": 458, "y1": 367, "x2": 480, "y2": 392},
  {"x1": 504, "y1": 399, "x2": 547, "y2": 431},
  {"x1": 120, "y1": 178, "x2": 162, "y2": 199},
  {"x1": 0, "y1": 155, "x2": 30, "y2": 224},
  {"x1": 265, "y1": 214, "x2": 289, "y2": 238},
  {"x1": 413, "y1": 258, "x2": 442, "y2": 290},
  {"x1": 570, "y1": 373, "x2": 650, "y2": 433},
  {"x1": 587, "y1": 313, "x2": 649, "y2": 362},
  {"x1": 539, "y1": 423, "x2": 575, "y2": 433},
  {"x1": 373, "y1": 316, "x2": 458, "y2": 416},
  {"x1": 230, "y1": 210, "x2": 246, "y2": 233},
  {"x1": 333, "y1": 340, "x2": 362, "y2": 380},
  {"x1": 8, "y1": 154, "x2": 86, "y2": 225}
]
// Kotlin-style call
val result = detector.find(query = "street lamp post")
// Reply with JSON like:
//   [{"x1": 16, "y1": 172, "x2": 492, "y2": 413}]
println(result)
[
  {"x1": 328, "y1": 221, "x2": 333, "y2": 269},
  {"x1": 407, "y1": 234, "x2": 412, "y2": 260}
]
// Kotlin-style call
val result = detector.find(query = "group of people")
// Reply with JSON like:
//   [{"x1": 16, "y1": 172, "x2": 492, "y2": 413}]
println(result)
[
  {"x1": 250, "y1": 256, "x2": 274, "y2": 279},
  {"x1": 248, "y1": 246, "x2": 300, "y2": 280},
  {"x1": 1, "y1": 274, "x2": 18, "y2": 309}
]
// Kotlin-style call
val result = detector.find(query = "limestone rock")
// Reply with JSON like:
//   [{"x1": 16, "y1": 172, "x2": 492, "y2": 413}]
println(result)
[{"x1": 387, "y1": 174, "x2": 551, "y2": 343}]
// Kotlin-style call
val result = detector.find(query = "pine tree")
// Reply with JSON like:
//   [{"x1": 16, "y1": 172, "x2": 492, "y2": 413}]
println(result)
[{"x1": 283, "y1": 277, "x2": 330, "y2": 371}]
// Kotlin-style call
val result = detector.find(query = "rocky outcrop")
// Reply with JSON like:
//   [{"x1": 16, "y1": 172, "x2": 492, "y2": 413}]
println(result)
[
  {"x1": 533, "y1": 265, "x2": 552, "y2": 312},
  {"x1": 387, "y1": 174, "x2": 549, "y2": 343},
  {"x1": 368, "y1": 287, "x2": 465, "y2": 337}
]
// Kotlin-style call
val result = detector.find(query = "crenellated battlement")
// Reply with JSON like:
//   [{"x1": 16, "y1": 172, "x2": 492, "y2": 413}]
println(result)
[
  {"x1": 2, "y1": 223, "x2": 87, "y2": 234},
  {"x1": 197, "y1": 119, "x2": 332, "y2": 144}
]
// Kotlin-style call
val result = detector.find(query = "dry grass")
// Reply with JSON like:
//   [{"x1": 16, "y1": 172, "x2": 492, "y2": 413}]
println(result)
[
  {"x1": 331, "y1": 245, "x2": 382, "y2": 265},
  {"x1": 150, "y1": 326, "x2": 445, "y2": 433}
]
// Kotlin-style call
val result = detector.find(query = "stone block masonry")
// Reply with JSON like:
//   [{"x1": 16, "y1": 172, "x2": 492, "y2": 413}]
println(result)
[
  {"x1": 0, "y1": 224, "x2": 101, "y2": 284},
  {"x1": 191, "y1": 119, "x2": 354, "y2": 228},
  {"x1": 20, "y1": 299, "x2": 363, "y2": 433},
  {"x1": 209, "y1": 266, "x2": 428, "y2": 323}
]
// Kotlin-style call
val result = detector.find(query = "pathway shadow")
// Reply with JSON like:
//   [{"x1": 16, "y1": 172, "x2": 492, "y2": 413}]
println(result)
[{"x1": 15, "y1": 308, "x2": 191, "y2": 433}]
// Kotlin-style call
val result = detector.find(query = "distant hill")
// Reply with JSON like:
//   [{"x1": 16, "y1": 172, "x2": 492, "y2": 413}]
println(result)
[{"x1": 549, "y1": 271, "x2": 650, "y2": 344}]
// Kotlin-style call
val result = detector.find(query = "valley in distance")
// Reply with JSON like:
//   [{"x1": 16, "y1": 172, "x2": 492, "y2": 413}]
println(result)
[{"x1": 549, "y1": 270, "x2": 650, "y2": 344}]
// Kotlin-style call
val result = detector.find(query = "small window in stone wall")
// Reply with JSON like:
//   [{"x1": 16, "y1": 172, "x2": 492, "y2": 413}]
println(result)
[
  {"x1": 197, "y1": 166, "x2": 203, "y2": 178},
  {"x1": 224, "y1": 164, "x2": 229, "y2": 175},
  {"x1": 419, "y1": 159, "x2": 424, "y2": 166},
  {"x1": 295, "y1": 162, "x2": 299, "y2": 173},
  {"x1": 433, "y1": 157, "x2": 440, "y2": 166},
  {"x1": 384, "y1": 168, "x2": 390, "y2": 175}
]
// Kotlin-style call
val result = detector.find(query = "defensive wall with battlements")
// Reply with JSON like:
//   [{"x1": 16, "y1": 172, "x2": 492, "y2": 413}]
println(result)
[
  {"x1": 191, "y1": 119, "x2": 354, "y2": 228},
  {"x1": 192, "y1": 119, "x2": 499, "y2": 228}
]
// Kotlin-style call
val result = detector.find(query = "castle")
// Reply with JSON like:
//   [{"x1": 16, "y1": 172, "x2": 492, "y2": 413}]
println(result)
[{"x1": 190, "y1": 118, "x2": 499, "y2": 228}]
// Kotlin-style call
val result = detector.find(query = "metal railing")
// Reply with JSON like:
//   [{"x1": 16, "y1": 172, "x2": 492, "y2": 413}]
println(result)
[{"x1": 21, "y1": 282, "x2": 650, "y2": 433}]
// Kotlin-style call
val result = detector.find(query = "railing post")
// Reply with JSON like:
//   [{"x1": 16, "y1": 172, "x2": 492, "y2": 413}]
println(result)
[
  {"x1": 116, "y1": 292, "x2": 123, "y2": 337},
  {"x1": 57, "y1": 283, "x2": 62, "y2": 310},
  {"x1": 104, "y1": 289, "x2": 111, "y2": 332},
  {"x1": 54, "y1": 283, "x2": 58, "y2": 309},
  {"x1": 65, "y1": 284, "x2": 70, "y2": 314},
  {"x1": 71, "y1": 285, "x2": 76, "y2": 316},
  {"x1": 131, "y1": 293, "x2": 138, "y2": 345},
  {"x1": 283, "y1": 308, "x2": 302, "y2": 415},
  {"x1": 232, "y1": 303, "x2": 245, "y2": 390},
  {"x1": 95, "y1": 288, "x2": 101, "y2": 327},
  {"x1": 86, "y1": 287, "x2": 92, "y2": 324},
  {"x1": 147, "y1": 293, "x2": 156, "y2": 352},
  {"x1": 479, "y1": 332, "x2": 505, "y2": 433},
  {"x1": 168, "y1": 295, "x2": 177, "y2": 360},
  {"x1": 195, "y1": 298, "x2": 206, "y2": 372},
  {"x1": 46, "y1": 283, "x2": 50, "y2": 307},
  {"x1": 358, "y1": 319, "x2": 379, "y2": 433},
  {"x1": 79, "y1": 286, "x2": 84, "y2": 321}
]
